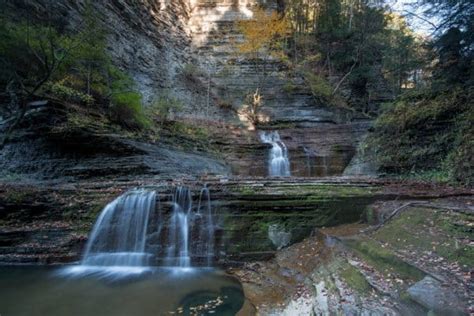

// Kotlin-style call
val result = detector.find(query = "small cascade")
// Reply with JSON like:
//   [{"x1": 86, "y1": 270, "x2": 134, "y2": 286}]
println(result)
[
  {"x1": 303, "y1": 147, "x2": 330, "y2": 177},
  {"x1": 303, "y1": 146, "x2": 316, "y2": 176},
  {"x1": 259, "y1": 131, "x2": 291, "y2": 177},
  {"x1": 321, "y1": 155, "x2": 329, "y2": 176},
  {"x1": 197, "y1": 187, "x2": 215, "y2": 266},
  {"x1": 81, "y1": 189, "x2": 157, "y2": 268},
  {"x1": 165, "y1": 186, "x2": 193, "y2": 267},
  {"x1": 164, "y1": 186, "x2": 216, "y2": 267}
]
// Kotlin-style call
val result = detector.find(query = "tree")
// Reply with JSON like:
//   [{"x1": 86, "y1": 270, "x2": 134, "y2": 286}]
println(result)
[
  {"x1": 418, "y1": 0, "x2": 473, "y2": 87},
  {"x1": 0, "y1": 1, "x2": 149, "y2": 143},
  {"x1": 237, "y1": 7, "x2": 288, "y2": 87},
  {"x1": 244, "y1": 88, "x2": 263, "y2": 126},
  {"x1": 369, "y1": 0, "x2": 473, "y2": 184},
  {"x1": 382, "y1": 13, "x2": 427, "y2": 95},
  {"x1": 73, "y1": 1, "x2": 109, "y2": 97},
  {"x1": 0, "y1": 15, "x2": 79, "y2": 148}
]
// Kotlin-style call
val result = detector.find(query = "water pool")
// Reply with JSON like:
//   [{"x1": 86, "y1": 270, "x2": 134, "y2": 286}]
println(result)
[{"x1": 0, "y1": 266, "x2": 244, "y2": 316}]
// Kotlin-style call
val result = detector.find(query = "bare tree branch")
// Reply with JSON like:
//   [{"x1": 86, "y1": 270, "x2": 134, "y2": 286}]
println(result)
[{"x1": 402, "y1": 10, "x2": 439, "y2": 31}]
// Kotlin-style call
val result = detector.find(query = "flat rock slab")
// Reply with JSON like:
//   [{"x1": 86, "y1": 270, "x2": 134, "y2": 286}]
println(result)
[{"x1": 408, "y1": 276, "x2": 466, "y2": 315}]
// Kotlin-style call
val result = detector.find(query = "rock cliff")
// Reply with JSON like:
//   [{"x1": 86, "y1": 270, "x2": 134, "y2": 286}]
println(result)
[{"x1": 1, "y1": 0, "x2": 372, "y2": 179}]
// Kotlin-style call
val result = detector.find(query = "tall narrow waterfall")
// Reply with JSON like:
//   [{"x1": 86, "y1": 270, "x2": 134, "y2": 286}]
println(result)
[
  {"x1": 260, "y1": 131, "x2": 291, "y2": 177},
  {"x1": 165, "y1": 187, "x2": 192, "y2": 267},
  {"x1": 81, "y1": 189, "x2": 157, "y2": 267},
  {"x1": 197, "y1": 187, "x2": 215, "y2": 266},
  {"x1": 164, "y1": 186, "x2": 215, "y2": 267}
]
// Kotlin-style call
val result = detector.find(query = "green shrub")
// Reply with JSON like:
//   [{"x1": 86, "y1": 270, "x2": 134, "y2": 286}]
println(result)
[
  {"x1": 369, "y1": 87, "x2": 473, "y2": 185},
  {"x1": 147, "y1": 94, "x2": 183, "y2": 124},
  {"x1": 283, "y1": 81, "x2": 298, "y2": 93},
  {"x1": 181, "y1": 63, "x2": 202, "y2": 80},
  {"x1": 49, "y1": 82, "x2": 95, "y2": 106},
  {"x1": 110, "y1": 92, "x2": 149, "y2": 129},
  {"x1": 169, "y1": 121, "x2": 209, "y2": 141},
  {"x1": 304, "y1": 72, "x2": 333, "y2": 101}
]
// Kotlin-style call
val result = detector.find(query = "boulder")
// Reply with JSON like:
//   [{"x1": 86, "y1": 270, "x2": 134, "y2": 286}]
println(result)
[{"x1": 407, "y1": 276, "x2": 466, "y2": 315}]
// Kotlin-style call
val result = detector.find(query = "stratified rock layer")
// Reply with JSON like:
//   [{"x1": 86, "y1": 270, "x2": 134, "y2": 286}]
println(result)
[{"x1": 1, "y1": 178, "x2": 471, "y2": 265}]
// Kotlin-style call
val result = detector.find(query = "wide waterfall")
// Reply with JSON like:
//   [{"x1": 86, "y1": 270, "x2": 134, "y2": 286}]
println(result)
[
  {"x1": 81, "y1": 189, "x2": 157, "y2": 268},
  {"x1": 260, "y1": 131, "x2": 291, "y2": 177},
  {"x1": 63, "y1": 186, "x2": 216, "y2": 277}
]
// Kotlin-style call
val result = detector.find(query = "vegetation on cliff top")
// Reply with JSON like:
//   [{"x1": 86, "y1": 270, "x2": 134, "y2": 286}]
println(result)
[{"x1": 237, "y1": 2, "x2": 424, "y2": 115}]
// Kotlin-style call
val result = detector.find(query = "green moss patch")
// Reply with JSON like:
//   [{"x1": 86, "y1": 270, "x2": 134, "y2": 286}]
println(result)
[
  {"x1": 340, "y1": 264, "x2": 372, "y2": 294},
  {"x1": 346, "y1": 239, "x2": 425, "y2": 283},
  {"x1": 373, "y1": 207, "x2": 474, "y2": 266}
]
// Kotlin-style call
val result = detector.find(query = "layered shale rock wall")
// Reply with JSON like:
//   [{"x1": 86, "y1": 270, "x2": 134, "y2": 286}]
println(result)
[
  {"x1": 187, "y1": 0, "x2": 371, "y2": 176},
  {"x1": 1, "y1": 0, "x2": 232, "y2": 180},
  {"x1": 3, "y1": 0, "x2": 194, "y2": 104},
  {"x1": 1, "y1": 0, "x2": 372, "y2": 180}
]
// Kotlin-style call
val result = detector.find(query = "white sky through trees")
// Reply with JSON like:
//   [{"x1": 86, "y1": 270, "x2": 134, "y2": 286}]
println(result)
[{"x1": 386, "y1": 0, "x2": 440, "y2": 36}]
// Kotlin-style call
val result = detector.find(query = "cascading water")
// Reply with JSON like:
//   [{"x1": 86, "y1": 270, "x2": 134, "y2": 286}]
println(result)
[
  {"x1": 61, "y1": 189, "x2": 157, "y2": 277},
  {"x1": 63, "y1": 186, "x2": 216, "y2": 278},
  {"x1": 165, "y1": 186, "x2": 192, "y2": 267},
  {"x1": 196, "y1": 186, "x2": 215, "y2": 266},
  {"x1": 259, "y1": 131, "x2": 291, "y2": 177},
  {"x1": 164, "y1": 186, "x2": 215, "y2": 267},
  {"x1": 81, "y1": 189, "x2": 157, "y2": 268}
]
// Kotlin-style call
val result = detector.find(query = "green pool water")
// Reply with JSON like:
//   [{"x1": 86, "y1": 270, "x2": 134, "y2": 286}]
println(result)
[{"x1": 0, "y1": 266, "x2": 244, "y2": 316}]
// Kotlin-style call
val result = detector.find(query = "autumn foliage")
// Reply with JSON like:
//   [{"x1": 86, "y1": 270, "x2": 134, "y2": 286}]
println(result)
[{"x1": 237, "y1": 8, "x2": 288, "y2": 58}]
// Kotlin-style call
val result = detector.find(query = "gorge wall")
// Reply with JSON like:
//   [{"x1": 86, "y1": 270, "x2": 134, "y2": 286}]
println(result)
[
  {"x1": 1, "y1": 0, "x2": 230, "y2": 181},
  {"x1": 1, "y1": 0, "x2": 371, "y2": 181},
  {"x1": 187, "y1": 0, "x2": 371, "y2": 176},
  {"x1": 4, "y1": 0, "x2": 195, "y2": 103}
]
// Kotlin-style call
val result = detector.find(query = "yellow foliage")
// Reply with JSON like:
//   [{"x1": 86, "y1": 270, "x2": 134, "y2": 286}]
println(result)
[{"x1": 237, "y1": 8, "x2": 288, "y2": 56}]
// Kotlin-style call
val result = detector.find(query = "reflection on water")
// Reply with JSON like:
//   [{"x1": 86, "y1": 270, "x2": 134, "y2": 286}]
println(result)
[{"x1": 0, "y1": 266, "x2": 244, "y2": 316}]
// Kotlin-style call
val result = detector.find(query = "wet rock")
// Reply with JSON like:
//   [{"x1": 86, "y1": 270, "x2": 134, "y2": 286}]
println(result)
[
  {"x1": 268, "y1": 224, "x2": 291, "y2": 250},
  {"x1": 407, "y1": 276, "x2": 466, "y2": 315},
  {"x1": 343, "y1": 134, "x2": 379, "y2": 176}
]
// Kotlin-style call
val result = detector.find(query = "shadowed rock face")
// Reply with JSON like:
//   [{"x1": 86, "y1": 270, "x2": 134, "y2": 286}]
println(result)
[
  {"x1": 0, "y1": 135, "x2": 229, "y2": 181},
  {"x1": 0, "y1": 103, "x2": 229, "y2": 182},
  {"x1": 4, "y1": 0, "x2": 196, "y2": 104}
]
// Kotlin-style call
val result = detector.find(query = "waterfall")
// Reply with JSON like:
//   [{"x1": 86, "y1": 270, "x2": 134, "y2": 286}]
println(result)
[
  {"x1": 259, "y1": 131, "x2": 291, "y2": 177},
  {"x1": 165, "y1": 186, "x2": 192, "y2": 267},
  {"x1": 164, "y1": 186, "x2": 215, "y2": 268},
  {"x1": 81, "y1": 189, "x2": 157, "y2": 267},
  {"x1": 62, "y1": 186, "x2": 216, "y2": 278},
  {"x1": 197, "y1": 187, "x2": 215, "y2": 266}
]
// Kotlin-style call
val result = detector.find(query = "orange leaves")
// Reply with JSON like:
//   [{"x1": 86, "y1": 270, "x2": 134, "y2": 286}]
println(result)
[{"x1": 236, "y1": 8, "x2": 288, "y2": 55}]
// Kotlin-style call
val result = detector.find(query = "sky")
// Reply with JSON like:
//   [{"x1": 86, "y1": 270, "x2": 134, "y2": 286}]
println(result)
[{"x1": 385, "y1": 0, "x2": 440, "y2": 36}]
